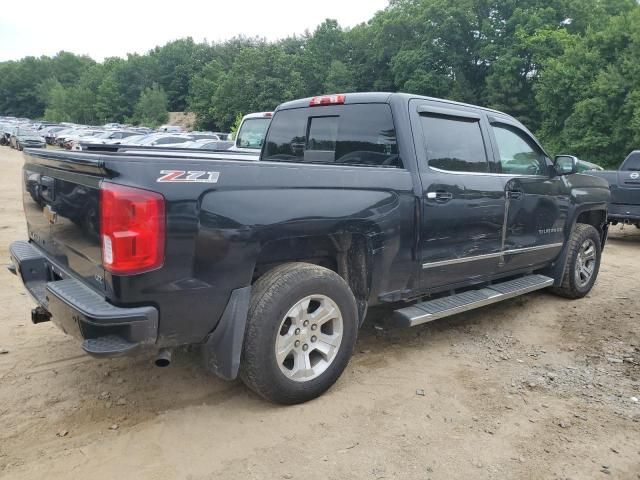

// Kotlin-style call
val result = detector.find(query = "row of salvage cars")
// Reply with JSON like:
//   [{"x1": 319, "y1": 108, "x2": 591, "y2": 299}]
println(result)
[{"x1": 0, "y1": 112, "x2": 274, "y2": 158}]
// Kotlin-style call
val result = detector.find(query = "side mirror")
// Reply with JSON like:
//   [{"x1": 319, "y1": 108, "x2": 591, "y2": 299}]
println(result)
[{"x1": 554, "y1": 155, "x2": 578, "y2": 175}]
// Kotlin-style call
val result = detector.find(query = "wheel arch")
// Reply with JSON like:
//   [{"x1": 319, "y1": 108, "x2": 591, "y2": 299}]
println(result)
[
  {"x1": 251, "y1": 232, "x2": 373, "y2": 325},
  {"x1": 543, "y1": 205, "x2": 608, "y2": 286}
]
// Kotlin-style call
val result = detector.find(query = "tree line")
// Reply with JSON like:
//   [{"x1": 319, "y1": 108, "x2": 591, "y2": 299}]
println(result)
[{"x1": 1, "y1": 0, "x2": 639, "y2": 167}]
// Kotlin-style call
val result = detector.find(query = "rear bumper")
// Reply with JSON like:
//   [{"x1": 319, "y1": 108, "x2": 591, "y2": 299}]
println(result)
[
  {"x1": 608, "y1": 203, "x2": 640, "y2": 223},
  {"x1": 9, "y1": 240, "x2": 158, "y2": 357}
]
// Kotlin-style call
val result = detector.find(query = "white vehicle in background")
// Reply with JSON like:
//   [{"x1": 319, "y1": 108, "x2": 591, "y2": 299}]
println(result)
[
  {"x1": 158, "y1": 125, "x2": 184, "y2": 133},
  {"x1": 166, "y1": 138, "x2": 235, "y2": 151},
  {"x1": 125, "y1": 133, "x2": 194, "y2": 147},
  {"x1": 228, "y1": 112, "x2": 272, "y2": 153},
  {"x1": 72, "y1": 130, "x2": 143, "y2": 150}
]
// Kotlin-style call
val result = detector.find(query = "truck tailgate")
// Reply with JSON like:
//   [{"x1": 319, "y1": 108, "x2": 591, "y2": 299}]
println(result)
[{"x1": 23, "y1": 150, "x2": 105, "y2": 291}]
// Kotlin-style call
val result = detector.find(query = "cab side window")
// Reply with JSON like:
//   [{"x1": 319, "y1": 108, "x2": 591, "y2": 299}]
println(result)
[
  {"x1": 492, "y1": 124, "x2": 548, "y2": 176},
  {"x1": 420, "y1": 114, "x2": 489, "y2": 173}
]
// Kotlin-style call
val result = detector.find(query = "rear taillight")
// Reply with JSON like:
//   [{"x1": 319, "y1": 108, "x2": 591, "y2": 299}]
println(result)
[
  {"x1": 100, "y1": 182, "x2": 165, "y2": 275},
  {"x1": 309, "y1": 94, "x2": 346, "y2": 106}
]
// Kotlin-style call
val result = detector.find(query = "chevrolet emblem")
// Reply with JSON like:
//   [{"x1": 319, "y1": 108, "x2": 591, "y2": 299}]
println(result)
[{"x1": 44, "y1": 206, "x2": 58, "y2": 225}]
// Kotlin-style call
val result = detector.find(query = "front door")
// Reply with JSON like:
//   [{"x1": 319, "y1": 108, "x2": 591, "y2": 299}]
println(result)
[
  {"x1": 487, "y1": 120, "x2": 567, "y2": 271},
  {"x1": 411, "y1": 100, "x2": 506, "y2": 291}
]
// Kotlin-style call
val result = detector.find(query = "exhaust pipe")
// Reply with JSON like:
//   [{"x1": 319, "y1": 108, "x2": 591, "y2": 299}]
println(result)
[{"x1": 154, "y1": 348, "x2": 172, "y2": 367}]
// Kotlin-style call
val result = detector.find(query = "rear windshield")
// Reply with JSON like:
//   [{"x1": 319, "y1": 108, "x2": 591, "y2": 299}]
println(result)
[
  {"x1": 622, "y1": 152, "x2": 640, "y2": 171},
  {"x1": 236, "y1": 118, "x2": 270, "y2": 149},
  {"x1": 263, "y1": 104, "x2": 400, "y2": 168}
]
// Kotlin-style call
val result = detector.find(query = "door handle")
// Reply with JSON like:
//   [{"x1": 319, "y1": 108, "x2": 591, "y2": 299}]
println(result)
[
  {"x1": 427, "y1": 191, "x2": 453, "y2": 202},
  {"x1": 506, "y1": 189, "x2": 523, "y2": 200}
]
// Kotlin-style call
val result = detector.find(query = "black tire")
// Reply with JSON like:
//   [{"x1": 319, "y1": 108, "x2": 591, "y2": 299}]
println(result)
[
  {"x1": 240, "y1": 262, "x2": 358, "y2": 404},
  {"x1": 551, "y1": 223, "x2": 602, "y2": 299}
]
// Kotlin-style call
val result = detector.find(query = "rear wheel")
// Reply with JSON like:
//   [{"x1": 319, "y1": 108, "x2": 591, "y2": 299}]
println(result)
[
  {"x1": 240, "y1": 263, "x2": 358, "y2": 404},
  {"x1": 551, "y1": 223, "x2": 602, "y2": 299}
]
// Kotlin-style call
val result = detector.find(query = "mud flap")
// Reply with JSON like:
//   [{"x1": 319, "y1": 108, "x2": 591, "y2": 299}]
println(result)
[{"x1": 201, "y1": 286, "x2": 251, "y2": 380}]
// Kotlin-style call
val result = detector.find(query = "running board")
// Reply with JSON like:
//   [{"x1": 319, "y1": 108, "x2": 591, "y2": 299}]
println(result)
[{"x1": 393, "y1": 274, "x2": 554, "y2": 327}]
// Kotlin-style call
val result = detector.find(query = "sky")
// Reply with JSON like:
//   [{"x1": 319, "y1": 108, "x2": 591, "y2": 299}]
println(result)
[{"x1": 0, "y1": 0, "x2": 389, "y2": 62}]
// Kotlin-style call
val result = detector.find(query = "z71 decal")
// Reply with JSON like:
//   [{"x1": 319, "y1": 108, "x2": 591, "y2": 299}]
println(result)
[{"x1": 157, "y1": 170, "x2": 220, "y2": 183}]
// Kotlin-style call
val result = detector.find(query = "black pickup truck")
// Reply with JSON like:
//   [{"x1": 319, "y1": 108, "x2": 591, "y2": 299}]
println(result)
[
  {"x1": 10, "y1": 93, "x2": 610, "y2": 404},
  {"x1": 588, "y1": 151, "x2": 640, "y2": 228}
]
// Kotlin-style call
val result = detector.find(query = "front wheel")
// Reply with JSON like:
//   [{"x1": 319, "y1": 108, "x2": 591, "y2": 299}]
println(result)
[
  {"x1": 240, "y1": 263, "x2": 358, "y2": 404},
  {"x1": 551, "y1": 223, "x2": 602, "y2": 299}
]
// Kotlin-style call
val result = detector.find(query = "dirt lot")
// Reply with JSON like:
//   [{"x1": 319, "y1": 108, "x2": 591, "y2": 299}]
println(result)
[{"x1": 0, "y1": 146, "x2": 638, "y2": 480}]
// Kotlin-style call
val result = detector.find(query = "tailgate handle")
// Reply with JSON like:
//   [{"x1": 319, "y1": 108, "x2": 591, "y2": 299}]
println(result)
[{"x1": 40, "y1": 176, "x2": 55, "y2": 202}]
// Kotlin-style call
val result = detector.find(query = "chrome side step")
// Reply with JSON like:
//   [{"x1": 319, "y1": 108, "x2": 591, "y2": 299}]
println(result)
[{"x1": 393, "y1": 274, "x2": 554, "y2": 327}]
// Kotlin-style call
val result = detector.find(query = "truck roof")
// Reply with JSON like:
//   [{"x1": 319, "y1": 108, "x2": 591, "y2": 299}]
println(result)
[{"x1": 277, "y1": 92, "x2": 514, "y2": 121}]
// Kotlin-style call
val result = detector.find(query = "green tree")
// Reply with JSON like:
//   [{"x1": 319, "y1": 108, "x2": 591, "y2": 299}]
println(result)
[
  {"x1": 132, "y1": 84, "x2": 169, "y2": 127},
  {"x1": 43, "y1": 81, "x2": 72, "y2": 122},
  {"x1": 324, "y1": 60, "x2": 356, "y2": 93},
  {"x1": 229, "y1": 112, "x2": 244, "y2": 139},
  {"x1": 212, "y1": 45, "x2": 305, "y2": 129},
  {"x1": 95, "y1": 68, "x2": 128, "y2": 123},
  {"x1": 187, "y1": 59, "x2": 224, "y2": 129}
]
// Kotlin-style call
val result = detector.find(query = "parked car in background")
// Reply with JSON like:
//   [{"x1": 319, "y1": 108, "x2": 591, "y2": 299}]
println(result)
[
  {"x1": 176, "y1": 139, "x2": 235, "y2": 150},
  {"x1": 588, "y1": 150, "x2": 640, "y2": 227},
  {"x1": 186, "y1": 132, "x2": 221, "y2": 141},
  {"x1": 35, "y1": 122, "x2": 59, "y2": 131},
  {"x1": 72, "y1": 130, "x2": 141, "y2": 150},
  {"x1": 158, "y1": 125, "x2": 184, "y2": 133},
  {"x1": 9, "y1": 127, "x2": 46, "y2": 150},
  {"x1": 228, "y1": 112, "x2": 272, "y2": 153},
  {"x1": 576, "y1": 159, "x2": 604, "y2": 172},
  {"x1": 212, "y1": 132, "x2": 231, "y2": 141},
  {"x1": 43, "y1": 126, "x2": 68, "y2": 145},
  {"x1": 62, "y1": 129, "x2": 105, "y2": 149},
  {"x1": 0, "y1": 124, "x2": 13, "y2": 146},
  {"x1": 124, "y1": 133, "x2": 194, "y2": 147},
  {"x1": 55, "y1": 127, "x2": 86, "y2": 147}
]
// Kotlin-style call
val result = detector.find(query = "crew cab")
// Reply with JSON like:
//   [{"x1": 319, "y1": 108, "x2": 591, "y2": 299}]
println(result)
[
  {"x1": 587, "y1": 151, "x2": 640, "y2": 228},
  {"x1": 10, "y1": 93, "x2": 610, "y2": 404}
]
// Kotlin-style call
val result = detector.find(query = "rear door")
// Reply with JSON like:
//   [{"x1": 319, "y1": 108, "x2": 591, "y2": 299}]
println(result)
[
  {"x1": 410, "y1": 100, "x2": 505, "y2": 290},
  {"x1": 487, "y1": 119, "x2": 566, "y2": 271}
]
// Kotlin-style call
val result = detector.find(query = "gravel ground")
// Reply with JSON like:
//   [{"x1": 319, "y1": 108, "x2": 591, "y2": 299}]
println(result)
[{"x1": 0, "y1": 146, "x2": 638, "y2": 479}]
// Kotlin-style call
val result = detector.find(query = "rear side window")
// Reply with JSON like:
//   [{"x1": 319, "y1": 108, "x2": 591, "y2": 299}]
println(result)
[
  {"x1": 420, "y1": 115, "x2": 488, "y2": 173},
  {"x1": 622, "y1": 153, "x2": 640, "y2": 171},
  {"x1": 263, "y1": 104, "x2": 400, "y2": 168}
]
